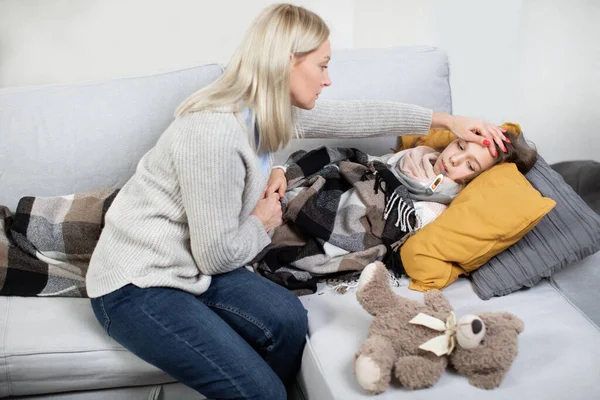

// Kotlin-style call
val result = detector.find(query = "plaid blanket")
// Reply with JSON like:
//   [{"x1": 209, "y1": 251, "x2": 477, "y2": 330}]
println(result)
[
  {"x1": 0, "y1": 189, "x2": 118, "y2": 297},
  {"x1": 254, "y1": 147, "x2": 417, "y2": 294}
]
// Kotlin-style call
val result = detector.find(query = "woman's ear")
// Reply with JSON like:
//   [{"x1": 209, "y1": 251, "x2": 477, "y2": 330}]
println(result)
[{"x1": 289, "y1": 52, "x2": 298, "y2": 68}]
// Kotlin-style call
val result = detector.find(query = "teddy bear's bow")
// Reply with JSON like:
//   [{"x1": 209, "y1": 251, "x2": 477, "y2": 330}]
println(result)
[{"x1": 409, "y1": 312, "x2": 457, "y2": 356}]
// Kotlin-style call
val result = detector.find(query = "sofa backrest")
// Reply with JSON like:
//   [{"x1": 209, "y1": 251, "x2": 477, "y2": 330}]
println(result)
[{"x1": 0, "y1": 46, "x2": 451, "y2": 211}]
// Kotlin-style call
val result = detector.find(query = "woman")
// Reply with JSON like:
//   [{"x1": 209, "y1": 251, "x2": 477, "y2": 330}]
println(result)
[{"x1": 86, "y1": 3, "x2": 509, "y2": 399}]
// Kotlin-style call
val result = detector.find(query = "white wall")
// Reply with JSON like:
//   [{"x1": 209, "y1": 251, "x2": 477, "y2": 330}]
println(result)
[{"x1": 1, "y1": 0, "x2": 598, "y2": 163}]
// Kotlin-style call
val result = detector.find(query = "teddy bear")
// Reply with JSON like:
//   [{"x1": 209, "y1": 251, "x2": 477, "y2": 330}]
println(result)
[{"x1": 354, "y1": 261, "x2": 524, "y2": 393}]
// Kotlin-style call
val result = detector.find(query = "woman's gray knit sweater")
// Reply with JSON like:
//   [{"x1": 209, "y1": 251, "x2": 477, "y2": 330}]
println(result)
[{"x1": 86, "y1": 100, "x2": 433, "y2": 297}]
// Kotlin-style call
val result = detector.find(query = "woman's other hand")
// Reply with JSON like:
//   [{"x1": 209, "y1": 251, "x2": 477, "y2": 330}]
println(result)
[
  {"x1": 432, "y1": 112, "x2": 508, "y2": 157},
  {"x1": 252, "y1": 192, "x2": 283, "y2": 232},
  {"x1": 264, "y1": 168, "x2": 287, "y2": 199}
]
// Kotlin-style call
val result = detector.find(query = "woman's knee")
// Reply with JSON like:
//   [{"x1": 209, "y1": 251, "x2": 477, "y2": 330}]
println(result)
[{"x1": 271, "y1": 292, "x2": 308, "y2": 346}]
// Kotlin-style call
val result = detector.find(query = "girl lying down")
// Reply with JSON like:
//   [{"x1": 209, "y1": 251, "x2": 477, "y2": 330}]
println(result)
[{"x1": 252, "y1": 128, "x2": 537, "y2": 294}]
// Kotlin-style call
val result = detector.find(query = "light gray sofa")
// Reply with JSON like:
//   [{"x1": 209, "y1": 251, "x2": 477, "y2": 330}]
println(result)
[{"x1": 1, "y1": 46, "x2": 599, "y2": 400}]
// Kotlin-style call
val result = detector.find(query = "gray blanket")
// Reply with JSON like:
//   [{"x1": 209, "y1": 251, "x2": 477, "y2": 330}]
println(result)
[
  {"x1": 0, "y1": 190, "x2": 118, "y2": 297},
  {"x1": 254, "y1": 147, "x2": 416, "y2": 294}
]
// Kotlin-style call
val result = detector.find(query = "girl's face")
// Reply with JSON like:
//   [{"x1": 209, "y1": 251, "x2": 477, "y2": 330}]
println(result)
[
  {"x1": 433, "y1": 139, "x2": 495, "y2": 182},
  {"x1": 290, "y1": 40, "x2": 332, "y2": 110}
]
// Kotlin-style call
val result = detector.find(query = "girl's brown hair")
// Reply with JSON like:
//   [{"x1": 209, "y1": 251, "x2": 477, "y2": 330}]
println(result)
[{"x1": 492, "y1": 130, "x2": 538, "y2": 175}]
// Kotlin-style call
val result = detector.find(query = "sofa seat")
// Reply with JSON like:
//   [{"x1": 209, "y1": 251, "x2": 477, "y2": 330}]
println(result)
[
  {"x1": 0, "y1": 296, "x2": 204, "y2": 398},
  {"x1": 297, "y1": 251, "x2": 600, "y2": 399}
]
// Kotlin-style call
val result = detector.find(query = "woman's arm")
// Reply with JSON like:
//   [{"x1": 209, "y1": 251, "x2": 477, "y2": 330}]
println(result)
[
  {"x1": 431, "y1": 111, "x2": 454, "y2": 130},
  {"x1": 294, "y1": 100, "x2": 507, "y2": 157},
  {"x1": 293, "y1": 99, "x2": 433, "y2": 139}
]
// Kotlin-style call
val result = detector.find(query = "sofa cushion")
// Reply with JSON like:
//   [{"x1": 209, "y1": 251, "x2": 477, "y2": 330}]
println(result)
[
  {"x1": 299, "y1": 254, "x2": 600, "y2": 399},
  {"x1": 0, "y1": 296, "x2": 176, "y2": 398},
  {"x1": 550, "y1": 249, "x2": 600, "y2": 329},
  {"x1": 0, "y1": 64, "x2": 223, "y2": 212}
]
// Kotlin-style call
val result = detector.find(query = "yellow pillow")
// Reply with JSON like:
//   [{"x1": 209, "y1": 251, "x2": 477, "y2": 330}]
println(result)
[
  {"x1": 400, "y1": 162, "x2": 556, "y2": 292},
  {"x1": 398, "y1": 129, "x2": 457, "y2": 151}
]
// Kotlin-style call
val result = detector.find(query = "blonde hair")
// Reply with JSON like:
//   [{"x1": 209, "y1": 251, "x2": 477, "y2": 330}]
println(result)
[{"x1": 175, "y1": 3, "x2": 329, "y2": 153}]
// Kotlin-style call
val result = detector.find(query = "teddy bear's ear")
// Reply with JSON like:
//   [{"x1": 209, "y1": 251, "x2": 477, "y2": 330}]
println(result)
[
  {"x1": 423, "y1": 289, "x2": 453, "y2": 314},
  {"x1": 498, "y1": 312, "x2": 525, "y2": 334}
]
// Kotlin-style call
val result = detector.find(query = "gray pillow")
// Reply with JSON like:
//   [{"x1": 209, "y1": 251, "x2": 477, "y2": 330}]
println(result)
[{"x1": 469, "y1": 156, "x2": 600, "y2": 300}]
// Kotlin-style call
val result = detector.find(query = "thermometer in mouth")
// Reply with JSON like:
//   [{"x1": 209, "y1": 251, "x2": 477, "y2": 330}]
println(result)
[{"x1": 426, "y1": 170, "x2": 447, "y2": 195}]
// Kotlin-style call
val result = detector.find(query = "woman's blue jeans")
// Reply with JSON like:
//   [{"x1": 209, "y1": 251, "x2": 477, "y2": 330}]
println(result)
[{"x1": 90, "y1": 267, "x2": 308, "y2": 400}]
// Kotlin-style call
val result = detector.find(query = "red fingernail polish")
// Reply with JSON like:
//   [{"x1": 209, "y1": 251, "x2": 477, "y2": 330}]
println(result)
[
  {"x1": 505, "y1": 138, "x2": 511, "y2": 143},
  {"x1": 483, "y1": 140, "x2": 491, "y2": 146},
  {"x1": 503, "y1": 147, "x2": 508, "y2": 153}
]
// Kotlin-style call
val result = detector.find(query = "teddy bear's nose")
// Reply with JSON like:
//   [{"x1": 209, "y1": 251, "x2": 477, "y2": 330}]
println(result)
[{"x1": 471, "y1": 319, "x2": 483, "y2": 334}]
